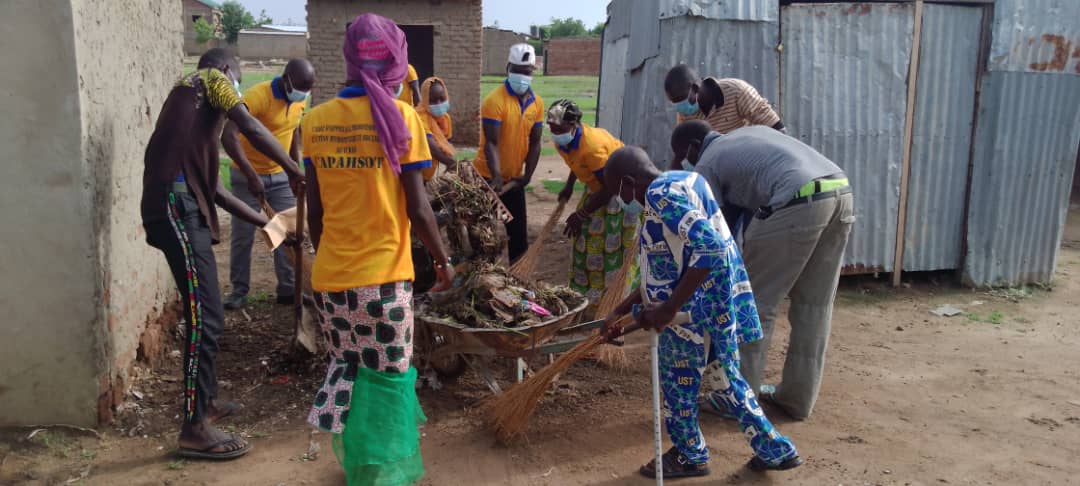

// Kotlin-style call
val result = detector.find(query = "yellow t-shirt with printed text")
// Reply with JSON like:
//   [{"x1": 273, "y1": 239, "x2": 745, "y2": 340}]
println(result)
[
  {"x1": 554, "y1": 124, "x2": 623, "y2": 193},
  {"x1": 474, "y1": 81, "x2": 545, "y2": 181},
  {"x1": 302, "y1": 86, "x2": 433, "y2": 292},
  {"x1": 237, "y1": 79, "x2": 307, "y2": 175}
]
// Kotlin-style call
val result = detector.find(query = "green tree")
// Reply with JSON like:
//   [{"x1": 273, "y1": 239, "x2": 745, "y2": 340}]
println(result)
[
  {"x1": 589, "y1": 21, "x2": 605, "y2": 37},
  {"x1": 220, "y1": 1, "x2": 273, "y2": 45},
  {"x1": 193, "y1": 17, "x2": 218, "y2": 45},
  {"x1": 546, "y1": 17, "x2": 587, "y2": 38}
]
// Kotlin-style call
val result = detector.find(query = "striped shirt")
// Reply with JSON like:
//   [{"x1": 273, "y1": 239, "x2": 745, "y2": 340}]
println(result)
[{"x1": 676, "y1": 78, "x2": 779, "y2": 134}]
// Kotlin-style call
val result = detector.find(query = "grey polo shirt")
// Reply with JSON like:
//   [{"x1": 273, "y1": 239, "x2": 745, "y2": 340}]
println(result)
[{"x1": 693, "y1": 126, "x2": 844, "y2": 210}]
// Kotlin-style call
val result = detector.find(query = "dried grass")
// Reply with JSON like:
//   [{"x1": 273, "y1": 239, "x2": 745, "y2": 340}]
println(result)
[
  {"x1": 595, "y1": 240, "x2": 639, "y2": 317},
  {"x1": 480, "y1": 315, "x2": 634, "y2": 443}
]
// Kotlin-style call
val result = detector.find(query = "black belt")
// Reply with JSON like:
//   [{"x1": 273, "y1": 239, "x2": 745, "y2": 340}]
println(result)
[{"x1": 756, "y1": 186, "x2": 852, "y2": 220}]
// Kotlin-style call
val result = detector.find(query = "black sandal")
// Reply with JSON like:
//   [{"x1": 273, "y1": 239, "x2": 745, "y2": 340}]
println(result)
[
  {"x1": 747, "y1": 455, "x2": 803, "y2": 472},
  {"x1": 177, "y1": 435, "x2": 252, "y2": 461},
  {"x1": 639, "y1": 446, "x2": 711, "y2": 479}
]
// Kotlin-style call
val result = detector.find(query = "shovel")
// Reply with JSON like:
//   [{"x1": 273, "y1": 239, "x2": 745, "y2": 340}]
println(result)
[{"x1": 291, "y1": 181, "x2": 318, "y2": 354}]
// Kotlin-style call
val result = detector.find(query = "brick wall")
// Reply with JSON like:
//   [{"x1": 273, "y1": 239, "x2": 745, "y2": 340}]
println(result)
[
  {"x1": 307, "y1": 0, "x2": 483, "y2": 145},
  {"x1": 545, "y1": 37, "x2": 601, "y2": 76},
  {"x1": 483, "y1": 27, "x2": 527, "y2": 75}
]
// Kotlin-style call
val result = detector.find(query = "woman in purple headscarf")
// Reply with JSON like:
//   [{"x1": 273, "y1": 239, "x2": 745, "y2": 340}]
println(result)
[{"x1": 300, "y1": 13, "x2": 454, "y2": 486}]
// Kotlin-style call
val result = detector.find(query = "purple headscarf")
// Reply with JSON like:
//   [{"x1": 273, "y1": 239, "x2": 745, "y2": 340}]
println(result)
[{"x1": 343, "y1": 14, "x2": 410, "y2": 175}]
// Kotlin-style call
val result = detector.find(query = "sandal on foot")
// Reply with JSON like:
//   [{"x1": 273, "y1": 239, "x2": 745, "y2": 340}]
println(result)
[
  {"x1": 747, "y1": 455, "x2": 803, "y2": 472},
  {"x1": 177, "y1": 435, "x2": 252, "y2": 460},
  {"x1": 639, "y1": 447, "x2": 710, "y2": 479},
  {"x1": 699, "y1": 392, "x2": 737, "y2": 420}
]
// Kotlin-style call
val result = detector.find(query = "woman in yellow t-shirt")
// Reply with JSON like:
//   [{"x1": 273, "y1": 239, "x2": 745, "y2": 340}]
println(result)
[
  {"x1": 301, "y1": 14, "x2": 453, "y2": 486},
  {"x1": 547, "y1": 99, "x2": 637, "y2": 318}
]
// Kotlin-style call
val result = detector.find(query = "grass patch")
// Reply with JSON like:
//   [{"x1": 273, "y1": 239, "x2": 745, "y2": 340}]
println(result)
[
  {"x1": 167, "y1": 459, "x2": 187, "y2": 470},
  {"x1": 540, "y1": 179, "x2": 587, "y2": 195},
  {"x1": 966, "y1": 313, "x2": 981, "y2": 323},
  {"x1": 987, "y1": 287, "x2": 1035, "y2": 302},
  {"x1": 988, "y1": 311, "x2": 1004, "y2": 325}
]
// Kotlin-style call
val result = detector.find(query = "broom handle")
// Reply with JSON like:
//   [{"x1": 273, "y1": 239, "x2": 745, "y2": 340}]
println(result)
[
  {"x1": 294, "y1": 181, "x2": 306, "y2": 326},
  {"x1": 651, "y1": 330, "x2": 664, "y2": 485},
  {"x1": 260, "y1": 198, "x2": 275, "y2": 219}
]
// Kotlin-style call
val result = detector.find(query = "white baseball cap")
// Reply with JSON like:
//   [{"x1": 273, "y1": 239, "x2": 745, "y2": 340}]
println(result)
[{"x1": 508, "y1": 43, "x2": 536, "y2": 67}]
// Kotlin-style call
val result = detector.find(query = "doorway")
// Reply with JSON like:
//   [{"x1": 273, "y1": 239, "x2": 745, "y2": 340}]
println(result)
[{"x1": 398, "y1": 25, "x2": 434, "y2": 82}]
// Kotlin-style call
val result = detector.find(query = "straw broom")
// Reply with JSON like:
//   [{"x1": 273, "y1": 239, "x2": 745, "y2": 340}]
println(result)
[
  {"x1": 481, "y1": 315, "x2": 639, "y2": 443},
  {"x1": 507, "y1": 199, "x2": 568, "y2": 280},
  {"x1": 589, "y1": 240, "x2": 640, "y2": 370}
]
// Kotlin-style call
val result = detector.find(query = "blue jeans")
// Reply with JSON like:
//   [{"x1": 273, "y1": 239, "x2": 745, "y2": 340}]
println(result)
[{"x1": 229, "y1": 168, "x2": 295, "y2": 298}]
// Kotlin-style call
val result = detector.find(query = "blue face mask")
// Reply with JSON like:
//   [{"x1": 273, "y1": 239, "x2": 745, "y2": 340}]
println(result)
[
  {"x1": 394, "y1": 84, "x2": 404, "y2": 98},
  {"x1": 617, "y1": 178, "x2": 644, "y2": 213},
  {"x1": 674, "y1": 97, "x2": 699, "y2": 116},
  {"x1": 508, "y1": 73, "x2": 532, "y2": 95},
  {"x1": 233, "y1": 79, "x2": 242, "y2": 95},
  {"x1": 552, "y1": 128, "x2": 575, "y2": 147},
  {"x1": 680, "y1": 159, "x2": 694, "y2": 171},
  {"x1": 429, "y1": 101, "x2": 450, "y2": 117}
]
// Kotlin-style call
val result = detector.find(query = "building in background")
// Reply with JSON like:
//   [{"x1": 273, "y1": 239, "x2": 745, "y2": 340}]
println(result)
[
  {"x1": 483, "y1": 27, "x2": 530, "y2": 75},
  {"x1": 544, "y1": 36, "x2": 601, "y2": 75},
  {"x1": 2, "y1": 0, "x2": 180, "y2": 427},
  {"x1": 307, "y1": 0, "x2": 483, "y2": 145},
  {"x1": 238, "y1": 25, "x2": 308, "y2": 61},
  {"x1": 599, "y1": 0, "x2": 1080, "y2": 287},
  {"x1": 182, "y1": 0, "x2": 221, "y2": 56}
]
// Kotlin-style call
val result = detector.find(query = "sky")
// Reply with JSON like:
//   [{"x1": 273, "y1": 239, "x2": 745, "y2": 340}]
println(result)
[{"x1": 235, "y1": 0, "x2": 609, "y2": 33}]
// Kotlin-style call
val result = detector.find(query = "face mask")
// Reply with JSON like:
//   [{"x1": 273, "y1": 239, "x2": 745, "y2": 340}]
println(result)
[
  {"x1": 287, "y1": 88, "x2": 309, "y2": 103},
  {"x1": 508, "y1": 73, "x2": 532, "y2": 95},
  {"x1": 233, "y1": 79, "x2": 242, "y2": 95},
  {"x1": 394, "y1": 84, "x2": 404, "y2": 98},
  {"x1": 680, "y1": 159, "x2": 694, "y2": 171},
  {"x1": 674, "y1": 97, "x2": 699, "y2": 116},
  {"x1": 429, "y1": 101, "x2": 450, "y2": 117},
  {"x1": 616, "y1": 178, "x2": 644, "y2": 213},
  {"x1": 552, "y1": 129, "x2": 575, "y2": 147}
]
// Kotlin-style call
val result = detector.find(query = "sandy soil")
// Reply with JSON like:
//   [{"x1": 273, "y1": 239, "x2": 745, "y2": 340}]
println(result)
[{"x1": 2, "y1": 155, "x2": 1079, "y2": 486}]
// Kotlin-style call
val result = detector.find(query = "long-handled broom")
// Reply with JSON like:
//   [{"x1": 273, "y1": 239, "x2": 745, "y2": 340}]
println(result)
[
  {"x1": 590, "y1": 240, "x2": 640, "y2": 370},
  {"x1": 508, "y1": 199, "x2": 568, "y2": 280},
  {"x1": 481, "y1": 315, "x2": 641, "y2": 443}
]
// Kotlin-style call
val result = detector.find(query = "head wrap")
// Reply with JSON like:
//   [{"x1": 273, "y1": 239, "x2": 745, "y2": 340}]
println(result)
[
  {"x1": 343, "y1": 14, "x2": 410, "y2": 175},
  {"x1": 416, "y1": 77, "x2": 455, "y2": 158}
]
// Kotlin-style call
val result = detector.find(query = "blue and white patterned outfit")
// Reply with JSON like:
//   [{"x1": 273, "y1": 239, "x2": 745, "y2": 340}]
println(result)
[{"x1": 639, "y1": 171, "x2": 798, "y2": 466}]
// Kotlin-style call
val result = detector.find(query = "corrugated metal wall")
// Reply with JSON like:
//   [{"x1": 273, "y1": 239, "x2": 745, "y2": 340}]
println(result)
[
  {"x1": 987, "y1": 0, "x2": 1080, "y2": 75},
  {"x1": 621, "y1": 14, "x2": 780, "y2": 167},
  {"x1": 902, "y1": 4, "x2": 984, "y2": 272},
  {"x1": 781, "y1": 3, "x2": 913, "y2": 272},
  {"x1": 598, "y1": 0, "x2": 1080, "y2": 286}
]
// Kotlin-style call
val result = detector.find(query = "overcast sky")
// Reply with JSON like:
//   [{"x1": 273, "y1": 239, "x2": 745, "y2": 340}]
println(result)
[{"x1": 237, "y1": 0, "x2": 608, "y2": 33}]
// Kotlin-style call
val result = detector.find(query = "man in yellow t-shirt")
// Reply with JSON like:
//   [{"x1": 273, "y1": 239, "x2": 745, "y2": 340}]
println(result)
[
  {"x1": 473, "y1": 43, "x2": 545, "y2": 262},
  {"x1": 397, "y1": 64, "x2": 420, "y2": 107},
  {"x1": 221, "y1": 59, "x2": 315, "y2": 310}
]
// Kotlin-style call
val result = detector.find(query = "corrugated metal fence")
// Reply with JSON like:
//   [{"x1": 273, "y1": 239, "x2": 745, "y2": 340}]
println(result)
[{"x1": 598, "y1": 0, "x2": 1080, "y2": 287}]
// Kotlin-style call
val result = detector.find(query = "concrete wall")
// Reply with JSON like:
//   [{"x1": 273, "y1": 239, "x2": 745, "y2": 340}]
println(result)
[
  {"x1": 545, "y1": 37, "x2": 601, "y2": 75},
  {"x1": 483, "y1": 27, "x2": 528, "y2": 75},
  {"x1": 0, "y1": 0, "x2": 179, "y2": 426},
  {"x1": 308, "y1": 0, "x2": 483, "y2": 145},
  {"x1": 239, "y1": 32, "x2": 308, "y2": 60}
]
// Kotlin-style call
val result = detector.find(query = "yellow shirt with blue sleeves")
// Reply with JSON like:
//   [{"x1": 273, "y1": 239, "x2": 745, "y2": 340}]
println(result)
[
  {"x1": 237, "y1": 78, "x2": 307, "y2": 175},
  {"x1": 474, "y1": 80, "x2": 545, "y2": 181},
  {"x1": 301, "y1": 85, "x2": 432, "y2": 292},
  {"x1": 554, "y1": 123, "x2": 624, "y2": 193}
]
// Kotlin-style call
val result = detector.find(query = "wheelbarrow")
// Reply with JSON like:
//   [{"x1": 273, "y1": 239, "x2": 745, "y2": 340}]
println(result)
[{"x1": 413, "y1": 298, "x2": 605, "y2": 394}]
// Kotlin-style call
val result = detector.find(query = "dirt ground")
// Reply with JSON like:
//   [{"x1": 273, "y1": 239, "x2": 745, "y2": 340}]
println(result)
[{"x1": 3, "y1": 155, "x2": 1080, "y2": 486}]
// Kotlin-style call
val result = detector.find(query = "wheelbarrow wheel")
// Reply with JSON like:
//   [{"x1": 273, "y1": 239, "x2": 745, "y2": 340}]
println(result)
[{"x1": 415, "y1": 323, "x2": 468, "y2": 382}]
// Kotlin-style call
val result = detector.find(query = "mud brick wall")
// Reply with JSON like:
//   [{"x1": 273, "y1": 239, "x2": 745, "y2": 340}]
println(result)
[
  {"x1": 308, "y1": 0, "x2": 483, "y2": 145},
  {"x1": 545, "y1": 37, "x2": 601, "y2": 76}
]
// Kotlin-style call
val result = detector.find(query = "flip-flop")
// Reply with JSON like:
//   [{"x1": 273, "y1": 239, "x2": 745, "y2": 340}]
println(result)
[
  {"x1": 208, "y1": 401, "x2": 243, "y2": 423},
  {"x1": 177, "y1": 435, "x2": 252, "y2": 461},
  {"x1": 747, "y1": 455, "x2": 803, "y2": 472}
]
